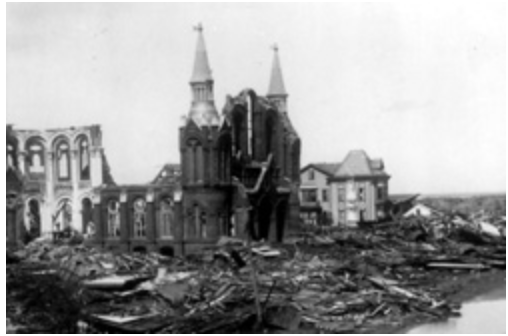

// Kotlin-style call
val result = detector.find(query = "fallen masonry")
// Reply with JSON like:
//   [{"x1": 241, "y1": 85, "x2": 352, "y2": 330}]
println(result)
[{"x1": 6, "y1": 213, "x2": 506, "y2": 334}]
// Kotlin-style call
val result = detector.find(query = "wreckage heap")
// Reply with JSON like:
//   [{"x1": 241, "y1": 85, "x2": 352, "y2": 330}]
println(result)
[{"x1": 6, "y1": 213, "x2": 506, "y2": 334}]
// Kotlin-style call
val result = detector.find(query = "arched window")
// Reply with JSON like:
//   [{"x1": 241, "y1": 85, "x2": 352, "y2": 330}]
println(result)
[
  {"x1": 133, "y1": 198, "x2": 146, "y2": 238},
  {"x1": 78, "y1": 137, "x2": 90, "y2": 181},
  {"x1": 25, "y1": 137, "x2": 45, "y2": 174},
  {"x1": 107, "y1": 200, "x2": 120, "y2": 238},
  {"x1": 55, "y1": 140, "x2": 71, "y2": 181},
  {"x1": 7, "y1": 143, "x2": 17, "y2": 169},
  {"x1": 159, "y1": 198, "x2": 174, "y2": 238}
]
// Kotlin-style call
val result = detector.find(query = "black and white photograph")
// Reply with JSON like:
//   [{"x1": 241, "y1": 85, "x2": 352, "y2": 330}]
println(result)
[{"x1": 5, "y1": 2, "x2": 506, "y2": 334}]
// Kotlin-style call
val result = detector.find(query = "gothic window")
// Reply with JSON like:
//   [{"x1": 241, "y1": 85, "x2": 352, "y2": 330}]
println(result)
[
  {"x1": 200, "y1": 211, "x2": 207, "y2": 239},
  {"x1": 159, "y1": 198, "x2": 174, "y2": 238},
  {"x1": 217, "y1": 134, "x2": 232, "y2": 182},
  {"x1": 107, "y1": 200, "x2": 121, "y2": 238},
  {"x1": 232, "y1": 111, "x2": 245, "y2": 156},
  {"x1": 79, "y1": 137, "x2": 90, "y2": 181},
  {"x1": 7, "y1": 143, "x2": 16, "y2": 169},
  {"x1": 25, "y1": 138, "x2": 45, "y2": 174},
  {"x1": 133, "y1": 198, "x2": 147, "y2": 238},
  {"x1": 246, "y1": 95, "x2": 254, "y2": 157},
  {"x1": 265, "y1": 116, "x2": 275, "y2": 157},
  {"x1": 186, "y1": 139, "x2": 203, "y2": 184},
  {"x1": 56, "y1": 140, "x2": 71, "y2": 181}
]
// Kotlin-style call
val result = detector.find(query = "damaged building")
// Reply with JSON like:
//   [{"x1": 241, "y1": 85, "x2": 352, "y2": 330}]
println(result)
[
  {"x1": 6, "y1": 124, "x2": 114, "y2": 248},
  {"x1": 87, "y1": 26, "x2": 301, "y2": 255}
]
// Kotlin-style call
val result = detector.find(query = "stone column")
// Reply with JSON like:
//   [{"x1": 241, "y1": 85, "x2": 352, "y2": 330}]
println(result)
[
  {"x1": 120, "y1": 190, "x2": 129, "y2": 245},
  {"x1": 90, "y1": 147, "x2": 104, "y2": 187},
  {"x1": 146, "y1": 190, "x2": 156, "y2": 244},
  {"x1": 45, "y1": 151, "x2": 55, "y2": 231},
  {"x1": 17, "y1": 151, "x2": 26, "y2": 175},
  {"x1": 92, "y1": 194, "x2": 103, "y2": 245},
  {"x1": 71, "y1": 150, "x2": 82, "y2": 232}
]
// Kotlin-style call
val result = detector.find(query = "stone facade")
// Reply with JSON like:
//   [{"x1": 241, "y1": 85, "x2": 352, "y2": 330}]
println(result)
[{"x1": 6, "y1": 124, "x2": 113, "y2": 247}]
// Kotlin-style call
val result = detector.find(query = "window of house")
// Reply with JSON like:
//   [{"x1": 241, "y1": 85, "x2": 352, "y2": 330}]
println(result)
[
  {"x1": 339, "y1": 210, "x2": 346, "y2": 224},
  {"x1": 302, "y1": 189, "x2": 317, "y2": 203},
  {"x1": 133, "y1": 199, "x2": 146, "y2": 238},
  {"x1": 159, "y1": 198, "x2": 174, "y2": 238},
  {"x1": 108, "y1": 200, "x2": 121, "y2": 238},
  {"x1": 377, "y1": 186, "x2": 384, "y2": 200},
  {"x1": 358, "y1": 187, "x2": 365, "y2": 202},
  {"x1": 56, "y1": 141, "x2": 71, "y2": 181},
  {"x1": 338, "y1": 186, "x2": 345, "y2": 202},
  {"x1": 308, "y1": 169, "x2": 315, "y2": 181},
  {"x1": 322, "y1": 189, "x2": 328, "y2": 203}
]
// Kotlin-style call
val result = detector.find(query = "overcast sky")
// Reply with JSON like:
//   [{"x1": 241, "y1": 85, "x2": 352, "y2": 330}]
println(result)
[{"x1": 7, "y1": 2, "x2": 506, "y2": 194}]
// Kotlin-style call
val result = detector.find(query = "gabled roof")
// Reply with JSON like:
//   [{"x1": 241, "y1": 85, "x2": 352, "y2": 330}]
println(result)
[
  {"x1": 152, "y1": 164, "x2": 181, "y2": 185},
  {"x1": 334, "y1": 150, "x2": 389, "y2": 178},
  {"x1": 301, "y1": 162, "x2": 342, "y2": 177}
]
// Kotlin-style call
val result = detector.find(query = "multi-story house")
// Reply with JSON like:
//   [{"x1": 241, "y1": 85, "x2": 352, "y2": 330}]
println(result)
[
  {"x1": 299, "y1": 163, "x2": 340, "y2": 225},
  {"x1": 300, "y1": 150, "x2": 390, "y2": 227}
]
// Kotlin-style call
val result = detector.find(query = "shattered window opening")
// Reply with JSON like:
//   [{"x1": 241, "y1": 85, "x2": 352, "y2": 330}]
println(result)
[
  {"x1": 133, "y1": 198, "x2": 147, "y2": 238},
  {"x1": 159, "y1": 198, "x2": 174, "y2": 238},
  {"x1": 107, "y1": 200, "x2": 121, "y2": 238}
]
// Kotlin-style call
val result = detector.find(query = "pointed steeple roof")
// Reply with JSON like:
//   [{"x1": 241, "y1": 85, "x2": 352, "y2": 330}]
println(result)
[
  {"x1": 267, "y1": 45, "x2": 287, "y2": 97},
  {"x1": 190, "y1": 24, "x2": 213, "y2": 83}
]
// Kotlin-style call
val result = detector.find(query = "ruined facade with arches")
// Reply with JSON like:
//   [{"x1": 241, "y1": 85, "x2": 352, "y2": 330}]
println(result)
[{"x1": 6, "y1": 124, "x2": 114, "y2": 247}]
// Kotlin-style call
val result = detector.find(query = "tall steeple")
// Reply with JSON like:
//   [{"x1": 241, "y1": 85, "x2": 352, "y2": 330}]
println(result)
[
  {"x1": 188, "y1": 23, "x2": 220, "y2": 127},
  {"x1": 267, "y1": 44, "x2": 288, "y2": 112}
]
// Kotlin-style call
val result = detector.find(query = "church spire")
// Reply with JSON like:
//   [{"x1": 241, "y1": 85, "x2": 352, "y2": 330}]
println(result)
[
  {"x1": 267, "y1": 44, "x2": 288, "y2": 98},
  {"x1": 188, "y1": 23, "x2": 219, "y2": 127},
  {"x1": 190, "y1": 23, "x2": 213, "y2": 84},
  {"x1": 267, "y1": 44, "x2": 288, "y2": 112}
]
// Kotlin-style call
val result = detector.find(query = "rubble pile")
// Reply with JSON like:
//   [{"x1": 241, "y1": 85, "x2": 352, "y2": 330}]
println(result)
[{"x1": 6, "y1": 214, "x2": 506, "y2": 334}]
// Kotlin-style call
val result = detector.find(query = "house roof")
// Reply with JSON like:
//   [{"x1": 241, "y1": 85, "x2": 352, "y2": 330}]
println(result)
[
  {"x1": 388, "y1": 194, "x2": 420, "y2": 205},
  {"x1": 301, "y1": 162, "x2": 342, "y2": 177},
  {"x1": 334, "y1": 150, "x2": 389, "y2": 178}
]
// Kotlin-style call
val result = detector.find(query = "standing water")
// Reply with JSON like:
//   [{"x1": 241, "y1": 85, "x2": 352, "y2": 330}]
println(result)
[{"x1": 408, "y1": 286, "x2": 506, "y2": 334}]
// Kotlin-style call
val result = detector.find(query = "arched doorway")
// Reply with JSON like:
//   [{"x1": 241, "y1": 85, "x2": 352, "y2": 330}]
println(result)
[
  {"x1": 257, "y1": 196, "x2": 273, "y2": 241},
  {"x1": 27, "y1": 199, "x2": 41, "y2": 239},
  {"x1": 81, "y1": 198, "x2": 93, "y2": 234},
  {"x1": 54, "y1": 199, "x2": 73, "y2": 233},
  {"x1": 275, "y1": 200, "x2": 288, "y2": 243}
]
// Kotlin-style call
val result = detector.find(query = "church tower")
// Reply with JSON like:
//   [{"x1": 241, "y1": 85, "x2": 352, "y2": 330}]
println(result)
[
  {"x1": 267, "y1": 45, "x2": 288, "y2": 113},
  {"x1": 179, "y1": 24, "x2": 231, "y2": 253},
  {"x1": 188, "y1": 23, "x2": 220, "y2": 127}
]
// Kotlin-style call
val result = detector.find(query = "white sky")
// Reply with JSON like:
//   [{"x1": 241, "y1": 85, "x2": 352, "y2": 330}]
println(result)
[{"x1": 6, "y1": 2, "x2": 506, "y2": 194}]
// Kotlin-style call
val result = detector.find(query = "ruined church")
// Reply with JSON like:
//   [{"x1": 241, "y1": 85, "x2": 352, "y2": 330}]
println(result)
[{"x1": 6, "y1": 26, "x2": 301, "y2": 255}]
